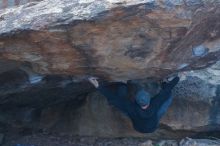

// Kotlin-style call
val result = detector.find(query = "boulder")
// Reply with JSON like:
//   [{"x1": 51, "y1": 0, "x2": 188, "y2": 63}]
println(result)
[
  {"x1": 0, "y1": 0, "x2": 220, "y2": 138},
  {"x1": 0, "y1": 0, "x2": 220, "y2": 81}
]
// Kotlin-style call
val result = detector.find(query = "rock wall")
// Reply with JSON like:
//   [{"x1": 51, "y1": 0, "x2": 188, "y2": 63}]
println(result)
[
  {"x1": 37, "y1": 72, "x2": 220, "y2": 137},
  {"x1": 0, "y1": 0, "x2": 220, "y2": 138},
  {"x1": 0, "y1": 67, "x2": 219, "y2": 137},
  {"x1": 1, "y1": 0, "x2": 220, "y2": 81}
]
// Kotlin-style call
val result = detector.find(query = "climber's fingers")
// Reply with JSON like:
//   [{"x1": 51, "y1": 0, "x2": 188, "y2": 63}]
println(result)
[{"x1": 88, "y1": 77, "x2": 99, "y2": 88}]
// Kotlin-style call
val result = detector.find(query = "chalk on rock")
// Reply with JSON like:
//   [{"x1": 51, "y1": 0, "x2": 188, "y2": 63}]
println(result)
[
  {"x1": 178, "y1": 63, "x2": 189, "y2": 70},
  {"x1": 29, "y1": 75, "x2": 43, "y2": 84},
  {"x1": 192, "y1": 45, "x2": 209, "y2": 57}
]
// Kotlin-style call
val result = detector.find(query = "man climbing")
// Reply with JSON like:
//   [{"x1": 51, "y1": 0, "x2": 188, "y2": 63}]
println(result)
[{"x1": 88, "y1": 74, "x2": 180, "y2": 133}]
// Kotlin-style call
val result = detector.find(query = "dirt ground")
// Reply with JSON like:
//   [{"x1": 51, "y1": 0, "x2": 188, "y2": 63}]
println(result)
[
  {"x1": 1, "y1": 129, "x2": 220, "y2": 146},
  {"x1": 2, "y1": 133, "x2": 153, "y2": 146}
]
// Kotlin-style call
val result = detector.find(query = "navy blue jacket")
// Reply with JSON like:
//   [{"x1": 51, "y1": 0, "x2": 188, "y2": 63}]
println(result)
[{"x1": 97, "y1": 77, "x2": 180, "y2": 133}]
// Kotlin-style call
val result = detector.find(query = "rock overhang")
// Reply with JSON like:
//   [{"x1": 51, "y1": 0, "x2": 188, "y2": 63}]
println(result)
[
  {"x1": 0, "y1": 0, "x2": 220, "y2": 81},
  {"x1": 0, "y1": 0, "x2": 220, "y2": 137}
]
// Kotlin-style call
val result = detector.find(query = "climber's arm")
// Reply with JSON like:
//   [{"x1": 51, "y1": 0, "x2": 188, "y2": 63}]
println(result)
[
  {"x1": 88, "y1": 77, "x2": 134, "y2": 114},
  {"x1": 147, "y1": 77, "x2": 179, "y2": 114},
  {"x1": 161, "y1": 76, "x2": 180, "y2": 91}
]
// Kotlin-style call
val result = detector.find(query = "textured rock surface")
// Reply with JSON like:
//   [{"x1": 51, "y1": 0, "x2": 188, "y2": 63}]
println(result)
[
  {"x1": 0, "y1": 0, "x2": 38, "y2": 9},
  {"x1": 163, "y1": 75, "x2": 220, "y2": 131},
  {"x1": 1, "y1": 0, "x2": 220, "y2": 81},
  {"x1": 163, "y1": 61, "x2": 220, "y2": 131},
  {"x1": 179, "y1": 138, "x2": 220, "y2": 146},
  {"x1": 0, "y1": 0, "x2": 220, "y2": 138},
  {"x1": 36, "y1": 72, "x2": 220, "y2": 136},
  {"x1": 0, "y1": 68, "x2": 219, "y2": 137},
  {"x1": 2, "y1": 135, "x2": 220, "y2": 146}
]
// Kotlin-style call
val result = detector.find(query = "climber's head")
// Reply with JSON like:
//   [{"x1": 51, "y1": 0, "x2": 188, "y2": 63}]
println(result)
[{"x1": 135, "y1": 89, "x2": 151, "y2": 109}]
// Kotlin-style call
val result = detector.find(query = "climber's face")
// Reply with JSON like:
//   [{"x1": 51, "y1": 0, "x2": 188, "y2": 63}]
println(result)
[{"x1": 135, "y1": 89, "x2": 151, "y2": 109}]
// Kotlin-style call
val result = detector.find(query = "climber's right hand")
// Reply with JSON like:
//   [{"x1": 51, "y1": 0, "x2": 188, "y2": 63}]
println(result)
[{"x1": 88, "y1": 77, "x2": 99, "y2": 88}]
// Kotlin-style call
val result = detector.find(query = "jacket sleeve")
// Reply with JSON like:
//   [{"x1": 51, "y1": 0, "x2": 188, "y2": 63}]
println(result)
[
  {"x1": 97, "y1": 82, "x2": 128, "y2": 99},
  {"x1": 143, "y1": 77, "x2": 179, "y2": 116},
  {"x1": 161, "y1": 77, "x2": 180, "y2": 91},
  {"x1": 151, "y1": 77, "x2": 179, "y2": 108}
]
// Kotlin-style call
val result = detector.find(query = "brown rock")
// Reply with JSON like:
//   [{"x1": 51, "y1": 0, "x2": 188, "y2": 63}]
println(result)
[
  {"x1": 0, "y1": 0, "x2": 220, "y2": 138},
  {"x1": 0, "y1": 0, "x2": 220, "y2": 81}
]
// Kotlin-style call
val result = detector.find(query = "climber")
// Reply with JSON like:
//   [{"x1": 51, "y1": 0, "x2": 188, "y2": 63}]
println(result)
[{"x1": 88, "y1": 74, "x2": 180, "y2": 133}]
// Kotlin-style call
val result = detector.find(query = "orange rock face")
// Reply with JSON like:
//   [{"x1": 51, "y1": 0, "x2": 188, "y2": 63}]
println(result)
[{"x1": 0, "y1": 0, "x2": 220, "y2": 81}]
